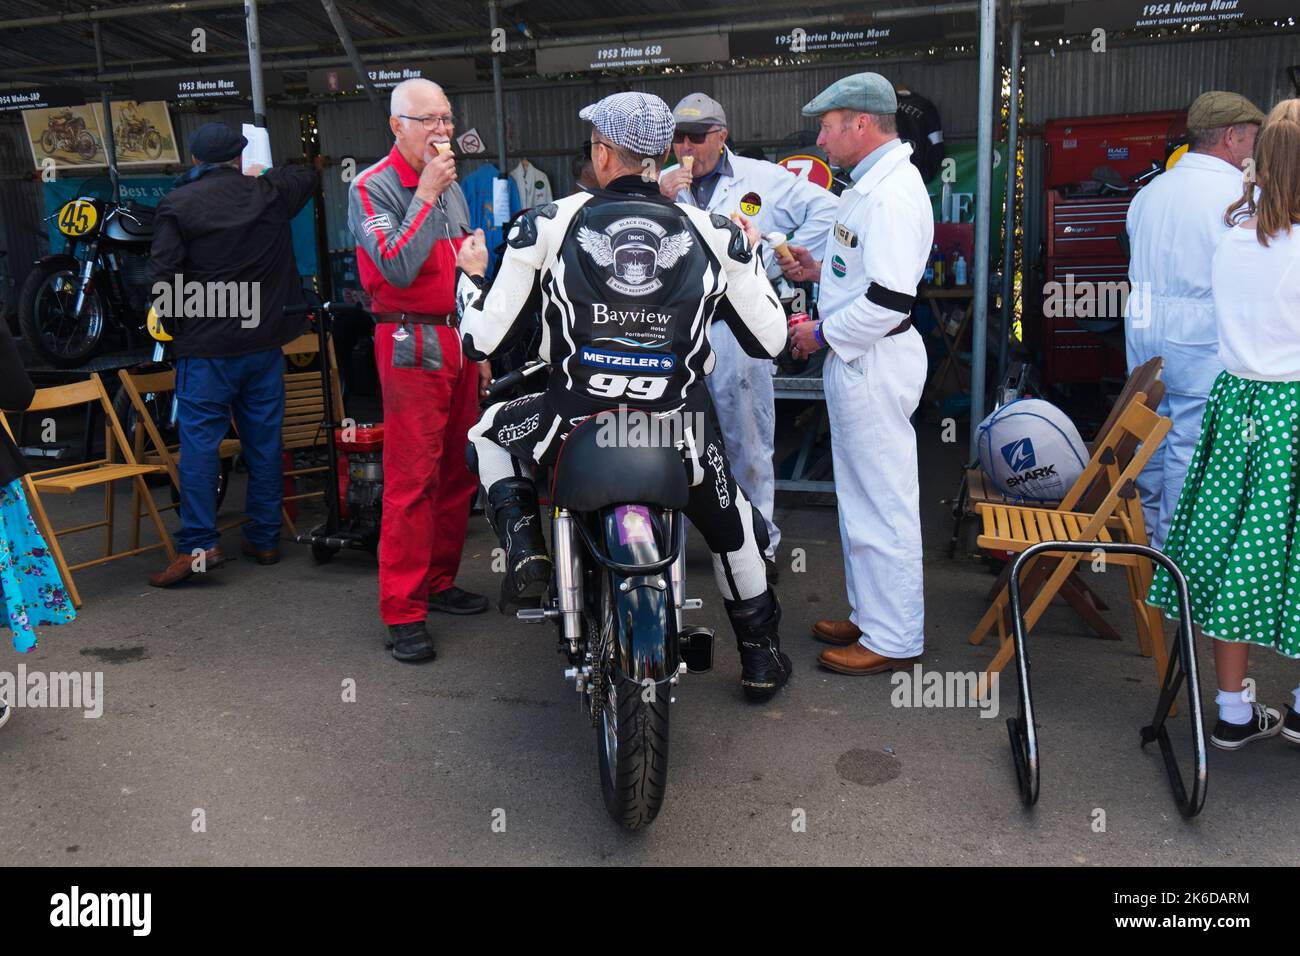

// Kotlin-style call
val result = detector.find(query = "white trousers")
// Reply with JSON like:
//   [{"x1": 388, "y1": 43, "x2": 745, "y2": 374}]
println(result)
[
  {"x1": 706, "y1": 320, "x2": 780, "y2": 559},
  {"x1": 823, "y1": 331, "x2": 927, "y2": 658},
  {"x1": 1133, "y1": 387, "x2": 1209, "y2": 551}
]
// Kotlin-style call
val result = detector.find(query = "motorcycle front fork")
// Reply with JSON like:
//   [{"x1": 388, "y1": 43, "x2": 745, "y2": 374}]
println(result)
[{"x1": 71, "y1": 245, "x2": 97, "y2": 319}]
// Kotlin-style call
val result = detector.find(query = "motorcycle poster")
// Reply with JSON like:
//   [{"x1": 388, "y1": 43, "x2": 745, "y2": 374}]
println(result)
[
  {"x1": 93, "y1": 100, "x2": 179, "y2": 166},
  {"x1": 22, "y1": 103, "x2": 106, "y2": 169}
]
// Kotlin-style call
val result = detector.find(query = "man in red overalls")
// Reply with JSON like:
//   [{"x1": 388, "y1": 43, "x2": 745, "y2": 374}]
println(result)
[{"x1": 348, "y1": 77, "x2": 490, "y2": 662}]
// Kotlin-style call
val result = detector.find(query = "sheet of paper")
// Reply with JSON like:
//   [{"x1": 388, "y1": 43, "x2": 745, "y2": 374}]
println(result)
[
  {"x1": 492, "y1": 177, "x2": 511, "y2": 227},
  {"x1": 241, "y1": 123, "x2": 272, "y2": 172}
]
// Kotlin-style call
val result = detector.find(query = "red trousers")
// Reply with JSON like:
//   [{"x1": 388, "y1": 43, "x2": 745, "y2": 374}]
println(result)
[{"x1": 374, "y1": 322, "x2": 479, "y2": 625}]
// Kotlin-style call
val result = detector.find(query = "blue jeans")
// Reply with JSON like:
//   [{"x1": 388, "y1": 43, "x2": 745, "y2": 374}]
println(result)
[{"x1": 175, "y1": 349, "x2": 285, "y2": 553}]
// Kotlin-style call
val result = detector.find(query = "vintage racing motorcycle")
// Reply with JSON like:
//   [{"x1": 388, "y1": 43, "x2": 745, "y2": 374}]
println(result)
[
  {"x1": 18, "y1": 192, "x2": 155, "y2": 366},
  {"x1": 484, "y1": 361, "x2": 715, "y2": 830}
]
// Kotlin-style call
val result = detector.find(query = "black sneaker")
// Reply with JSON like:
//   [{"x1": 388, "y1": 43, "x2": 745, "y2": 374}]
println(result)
[
  {"x1": 385, "y1": 622, "x2": 436, "y2": 663},
  {"x1": 1282, "y1": 706, "x2": 1300, "y2": 745},
  {"x1": 428, "y1": 586, "x2": 488, "y2": 615},
  {"x1": 1210, "y1": 702, "x2": 1283, "y2": 750}
]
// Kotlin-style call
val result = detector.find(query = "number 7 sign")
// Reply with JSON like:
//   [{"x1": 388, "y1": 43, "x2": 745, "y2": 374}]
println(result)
[{"x1": 777, "y1": 154, "x2": 833, "y2": 189}]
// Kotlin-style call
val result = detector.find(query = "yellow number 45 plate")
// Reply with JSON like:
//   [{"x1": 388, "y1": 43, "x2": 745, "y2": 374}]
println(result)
[{"x1": 56, "y1": 198, "x2": 98, "y2": 238}]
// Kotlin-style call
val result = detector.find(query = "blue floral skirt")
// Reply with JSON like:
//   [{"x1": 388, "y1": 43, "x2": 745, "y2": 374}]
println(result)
[{"x1": 0, "y1": 477, "x2": 75, "y2": 651}]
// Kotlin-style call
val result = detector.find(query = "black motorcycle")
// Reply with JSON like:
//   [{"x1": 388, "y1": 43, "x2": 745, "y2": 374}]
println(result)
[
  {"x1": 19, "y1": 193, "x2": 155, "y2": 367},
  {"x1": 39, "y1": 112, "x2": 99, "y2": 162},
  {"x1": 486, "y1": 362, "x2": 715, "y2": 830},
  {"x1": 115, "y1": 120, "x2": 164, "y2": 160}
]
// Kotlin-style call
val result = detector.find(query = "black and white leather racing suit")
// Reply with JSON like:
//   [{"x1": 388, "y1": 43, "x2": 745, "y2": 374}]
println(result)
[{"x1": 456, "y1": 173, "x2": 792, "y2": 699}]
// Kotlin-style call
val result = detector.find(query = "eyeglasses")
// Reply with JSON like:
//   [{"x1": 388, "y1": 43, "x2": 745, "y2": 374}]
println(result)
[
  {"x1": 584, "y1": 138, "x2": 610, "y2": 158},
  {"x1": 399, "y1": 114, "x2": 455, "y2": 130},
  {"x1": 672, "y1": 128, "x2": 721, "y2": 145}
]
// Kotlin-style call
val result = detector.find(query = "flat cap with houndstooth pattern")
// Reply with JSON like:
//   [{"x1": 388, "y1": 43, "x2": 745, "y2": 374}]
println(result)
[{"x1": 579, "y1": 92, "x2": 675, "y2": 156}]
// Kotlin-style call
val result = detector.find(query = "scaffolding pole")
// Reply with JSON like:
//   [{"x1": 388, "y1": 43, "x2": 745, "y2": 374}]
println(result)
[{"x1": 968, "y1": 0, "x2": 997, "y2": 458}]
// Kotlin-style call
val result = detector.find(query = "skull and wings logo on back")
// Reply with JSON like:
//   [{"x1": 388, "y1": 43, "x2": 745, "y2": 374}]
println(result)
[{"x1": 576, "y1": 216, "x2": 693, "y2": 297}]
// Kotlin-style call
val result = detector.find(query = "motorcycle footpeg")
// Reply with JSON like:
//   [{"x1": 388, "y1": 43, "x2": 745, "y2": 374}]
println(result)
[
  {"x1": 677, "y1": 626, "x2": 715, "y2": 674},
  {"x1": 516, "y1": 606, "x2": 560, "y2": 623}
]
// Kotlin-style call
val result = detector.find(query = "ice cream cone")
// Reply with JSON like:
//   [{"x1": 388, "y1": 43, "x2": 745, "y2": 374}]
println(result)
[
  {"x1": 765, "y1": 232, "x2": 795, "y2": 262},
  {"x1": 682, "y1": 156, "x2": 694, "y2": 173},
  {"x1": 434, "y1": 142, "x2": 452, "y2": 156}
]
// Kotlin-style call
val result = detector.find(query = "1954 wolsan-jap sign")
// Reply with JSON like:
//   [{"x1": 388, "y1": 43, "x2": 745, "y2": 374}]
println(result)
[
  {"x1": 1065, "y1": 0, "x2": 1296, "y2": 31},
  {"x1": 536, "y1": 34, "x2": 730, "y2": 74},
  {"x1": 0, "y1": 86, "x2": 84, "y2": 113}
]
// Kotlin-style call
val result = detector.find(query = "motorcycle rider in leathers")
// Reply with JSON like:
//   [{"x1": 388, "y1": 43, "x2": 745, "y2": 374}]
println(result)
[{"x1": 454, "y1": 92, "x2": 793, "y2": 702}]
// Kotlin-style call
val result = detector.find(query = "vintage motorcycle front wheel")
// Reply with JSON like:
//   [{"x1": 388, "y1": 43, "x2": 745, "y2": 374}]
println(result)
[{"x1": 18, "y1": 261, "x2": 107, "y2": 367}]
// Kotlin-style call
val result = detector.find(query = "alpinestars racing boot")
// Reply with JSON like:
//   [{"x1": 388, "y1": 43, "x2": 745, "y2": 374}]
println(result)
[
  {"x1": 724, "y1": 587, "x2": 792, "y2": 703},
  {"x1": 485, "y1": 477, "x2": 553, "y2": 613}
]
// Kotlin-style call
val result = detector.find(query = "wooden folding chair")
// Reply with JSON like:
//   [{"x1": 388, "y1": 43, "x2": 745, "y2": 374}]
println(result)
[
  {"x1": 114, "y1": 366, "x2": 245, "y2": 548},
  {"x1": 956, "y1": 357, "x2": 1165, "y2": 543},
  {"x1": 980, "y1": 378, "x2": 1168, "y2": 644},
  {"x1": 280, "y1": 332, "x2": 344, "y2": 536},
  {"x1": 1, "y1": 373, "x2": 176, "y2": 608},
  {"x1": 967, "y1": 394, "x2": 1172, "y2": 682}
]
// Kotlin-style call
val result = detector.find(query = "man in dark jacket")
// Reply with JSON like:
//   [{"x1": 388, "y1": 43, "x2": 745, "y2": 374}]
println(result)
[{"x1": 147, "y1": 121, "x2": 317, "y2": 587}]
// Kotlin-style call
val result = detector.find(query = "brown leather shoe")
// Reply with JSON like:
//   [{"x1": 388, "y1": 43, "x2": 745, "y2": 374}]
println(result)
[
  {"x1": 239, "y1": 538, "x2": 280, "y2": 565},
  {"x1": 817, "y1": 641, "x2": 920, "y2": 676},
  {"x1": 148, "y1": 547, "x2": 226, "y2": 588},
  {"x1": 812, "y1": 619, "x2": 862, "y2": 646}
]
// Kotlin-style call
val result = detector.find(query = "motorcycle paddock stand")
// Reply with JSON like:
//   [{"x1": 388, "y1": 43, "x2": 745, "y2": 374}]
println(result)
[{"x1": 1004, "y1": 540, "x2": 1207, "y2": 818}]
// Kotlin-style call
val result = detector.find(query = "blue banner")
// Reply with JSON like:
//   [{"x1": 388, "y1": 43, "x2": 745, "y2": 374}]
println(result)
[{"x1": 43, "y1": 176, "x2": 318, "y2": 277}]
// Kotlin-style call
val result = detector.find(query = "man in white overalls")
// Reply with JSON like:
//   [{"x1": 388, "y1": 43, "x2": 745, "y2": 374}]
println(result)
[
  {"x1": 782, "y1": 73, "x2": 933, "y2": 675},
  {"x1": 1125, "y1": 90, "x2": 1263, "y2": 549}
]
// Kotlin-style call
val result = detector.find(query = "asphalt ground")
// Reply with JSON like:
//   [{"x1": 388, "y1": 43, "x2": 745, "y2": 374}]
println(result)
[{"x1": 3, "y1": 418, "x2": 1298, "y2": 866}]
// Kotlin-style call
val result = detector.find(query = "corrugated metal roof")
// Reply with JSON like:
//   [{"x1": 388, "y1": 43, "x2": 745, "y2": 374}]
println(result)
[{"x1": 0, "y1": 0, "x2": 982, "y2": 87}]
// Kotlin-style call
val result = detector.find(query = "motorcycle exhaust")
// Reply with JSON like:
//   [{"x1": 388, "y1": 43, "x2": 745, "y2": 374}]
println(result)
[{"x1": 552, "y1": 508, "x2": 583, "y2": 653}]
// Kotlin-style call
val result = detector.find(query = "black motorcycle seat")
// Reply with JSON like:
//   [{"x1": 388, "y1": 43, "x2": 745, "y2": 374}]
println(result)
[{"x1": 551, "y1": 410, "x2": 690, "y2": 512}]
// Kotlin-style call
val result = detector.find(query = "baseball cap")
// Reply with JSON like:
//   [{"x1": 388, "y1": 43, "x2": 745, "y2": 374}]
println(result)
[
  {"x1": 802, "y1": 72, "x2": 898, "y2": 117},
  {"x1": 1187, "y1": 91, "x2": 1265, "y2": 130},
  {"x1": 673, "y1": 93, "x2": 727, "y2": 133},
  {"x1": 579, "y1": 92, "x2": 675, "y2": 156},
  {"x1": 188, "y1": 121, "x2": 247, "y2": 163}
]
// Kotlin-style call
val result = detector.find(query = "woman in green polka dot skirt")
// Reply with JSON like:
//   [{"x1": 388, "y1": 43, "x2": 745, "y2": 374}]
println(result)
[{"x1": 1147, "y1": 99, "x2": 1300, "y2": 752}]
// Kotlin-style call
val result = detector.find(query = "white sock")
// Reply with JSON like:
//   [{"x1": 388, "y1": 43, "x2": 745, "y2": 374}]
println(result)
[
  {"x1": 1217, "y1": 688, "x2": 1254, "y2": 725},
  {"x1": 1292, "y1": 685, "x2": 1300, "y2": 712}
]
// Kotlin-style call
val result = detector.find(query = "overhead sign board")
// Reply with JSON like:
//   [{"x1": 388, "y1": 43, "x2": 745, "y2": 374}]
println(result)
[
  {"x1": 536, "y1": 33, "x2": 730, "y2": 74},
  {"x1": 0, "y1": 86, "x2": 85, "y2": 113},
  {"x1": 307, "y1": 59, "x2": 477, "y2": 94},
  {"x1": 1065, "y1": 0, "x2": 1296, "y2": 31},
  {"x1": 731, "y1": 19, "x2": 935, "y2": 57},
  {"x1": 134, "y1": 70, "x2": 284, "y2": 103}
]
